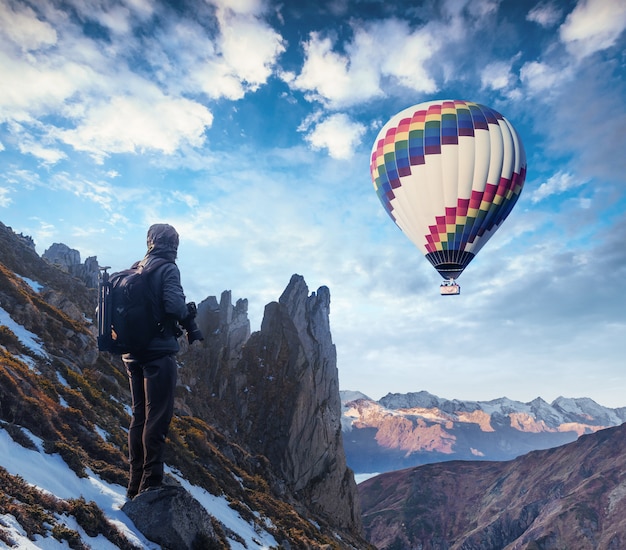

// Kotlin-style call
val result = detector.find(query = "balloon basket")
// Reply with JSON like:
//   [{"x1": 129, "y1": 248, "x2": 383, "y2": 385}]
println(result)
[{"x1": 440, "y1": 280, "x2": 460, "y2": 295}]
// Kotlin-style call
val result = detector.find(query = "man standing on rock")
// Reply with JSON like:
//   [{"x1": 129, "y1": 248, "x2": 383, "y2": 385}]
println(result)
[{"x1": 123, "y1": 223, "x2": 203, "y2": 498}]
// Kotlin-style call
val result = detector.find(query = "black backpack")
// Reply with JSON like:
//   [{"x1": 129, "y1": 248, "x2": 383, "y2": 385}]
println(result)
[{"x1": 97, "y1": 258, "x2": 171, "y2": 354}]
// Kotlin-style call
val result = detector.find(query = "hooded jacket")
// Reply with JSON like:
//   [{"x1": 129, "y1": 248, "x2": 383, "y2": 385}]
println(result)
[{"x1": 123, "y1": 224, "x2": 189, "y2": 362}]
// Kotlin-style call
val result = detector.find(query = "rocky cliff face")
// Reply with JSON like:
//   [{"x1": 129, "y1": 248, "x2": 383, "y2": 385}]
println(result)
[
  {"x1": 0, "y1": 224, "x2": 98, "y2": 367},
  {"x1": 177, "y1": 274, "x2": 362, "y2": 533},
  {"x1": 359, "y1": 422, "x2": 626, "y2": 549}
]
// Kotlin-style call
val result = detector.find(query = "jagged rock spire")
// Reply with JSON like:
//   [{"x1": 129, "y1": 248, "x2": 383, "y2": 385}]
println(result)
[{"x1": 178, "y1": 274, "x2": 363, "y2": 534}]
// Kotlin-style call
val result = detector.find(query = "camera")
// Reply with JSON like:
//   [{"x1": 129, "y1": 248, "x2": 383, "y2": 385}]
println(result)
[{"x1": 180, "y1": 302, "x2": 204, "y2": 344}]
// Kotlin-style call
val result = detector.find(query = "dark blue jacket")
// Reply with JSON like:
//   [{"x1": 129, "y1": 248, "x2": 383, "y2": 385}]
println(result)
[{"x1": 123, "y1": 228, "x2": 189, "y2": 362}]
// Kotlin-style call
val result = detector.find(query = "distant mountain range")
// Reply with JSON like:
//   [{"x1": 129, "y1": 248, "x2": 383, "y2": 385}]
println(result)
[{"x1": 341, "y1": 390, "x2": 626, "y2": 474}]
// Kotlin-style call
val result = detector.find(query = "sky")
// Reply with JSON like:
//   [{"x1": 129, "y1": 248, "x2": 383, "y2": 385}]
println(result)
[{"x1": 1, "y1": 0, "x2": 625, "y2": 407}]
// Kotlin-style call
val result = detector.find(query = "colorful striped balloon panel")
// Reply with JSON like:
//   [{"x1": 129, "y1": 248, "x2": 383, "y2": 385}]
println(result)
[{"x1": 370, "y1": 99, "x2": 526, "y2": 278}]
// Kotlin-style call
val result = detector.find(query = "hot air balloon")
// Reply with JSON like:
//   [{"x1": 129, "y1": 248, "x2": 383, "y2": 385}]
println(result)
[{"x1": 370, "y1": 99, "x2": 526, "y2": 295}]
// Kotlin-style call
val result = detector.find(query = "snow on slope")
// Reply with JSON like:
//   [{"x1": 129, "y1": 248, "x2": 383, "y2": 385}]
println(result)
[
  {"x1": 0, "y1": 306, "x2": 48, "y2": 359},
  {"x1": 0, "y1": 426, "x2": 278, "y2": 549}
]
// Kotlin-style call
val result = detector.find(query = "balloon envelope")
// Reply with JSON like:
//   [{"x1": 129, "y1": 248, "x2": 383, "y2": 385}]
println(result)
[{"x1": 370, "y1": 99, "x2": 526, "y2": 280}]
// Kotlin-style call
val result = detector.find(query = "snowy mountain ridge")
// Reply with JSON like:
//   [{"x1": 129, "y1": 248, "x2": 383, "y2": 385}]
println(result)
[
  {"x1": 371, "y1": 390, "x2": 626, "y2": 428},
  {"x1": 340, "y1": 390, "x2": 626, "y2": 474}
]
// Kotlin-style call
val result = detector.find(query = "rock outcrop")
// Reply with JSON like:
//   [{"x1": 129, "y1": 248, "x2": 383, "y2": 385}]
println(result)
[
  {"x1": 178, "y1": 274, "x2": 363, "y2": 534},
  {"x1": 242, "y1": 275, "x2": 361, "y2": 530},
  {"x1": 43, "y1": 242, "x2": 99, "y2": 288}
]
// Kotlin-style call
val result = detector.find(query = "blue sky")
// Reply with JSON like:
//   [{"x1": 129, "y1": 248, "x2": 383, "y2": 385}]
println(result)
[{"x1": 1, "y1": 0, "x2": 625, "y2": 406}]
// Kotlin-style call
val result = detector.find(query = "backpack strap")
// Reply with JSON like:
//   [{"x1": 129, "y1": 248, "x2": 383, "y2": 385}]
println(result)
[
  {"x1": 136, "y1": 256, "x2": 171, "y2": 272},
  {"x1": 140, "y1": 257, "x2": 175, "y2": 333}
]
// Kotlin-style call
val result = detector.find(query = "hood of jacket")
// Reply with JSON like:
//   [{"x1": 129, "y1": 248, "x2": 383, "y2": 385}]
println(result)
[{"x1": 146, "y1": 223, "x2": 179, "y2": 261}]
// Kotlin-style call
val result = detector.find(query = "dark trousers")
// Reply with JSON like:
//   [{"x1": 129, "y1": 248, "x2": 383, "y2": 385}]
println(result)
[{"x1": 125, "y1": 354, "x2": 177, "y2": 495}]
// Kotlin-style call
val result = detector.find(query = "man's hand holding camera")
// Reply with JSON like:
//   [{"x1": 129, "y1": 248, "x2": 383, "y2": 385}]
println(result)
[{"x1": 179, "y1": 301, "x2": 204, "y2": 344}]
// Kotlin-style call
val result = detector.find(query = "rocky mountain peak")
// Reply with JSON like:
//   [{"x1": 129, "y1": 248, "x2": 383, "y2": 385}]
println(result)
[
  {"x1": 380, "y1": 390, "x2": 443, "y2": 410},
  {"x1": 177, "y1": 273, "x2": 363, "y2": 535},
  {"x1": 42, "y1": 242, "x2": 99, "y2": 289},
  {"x1": 43, "y1": 243, "x2": 81, "y2": 268},
  {"x1": 552, "y1": 395, "x2": 625, "y2": 425},
  {"x1": 279, "y1": 273, "x2": 332, "y2": 356}
]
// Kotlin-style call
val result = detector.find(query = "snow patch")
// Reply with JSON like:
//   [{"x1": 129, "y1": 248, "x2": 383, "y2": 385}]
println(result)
[
  {"x1": 16, "y1": 274, "x2": 43, "y2": 292},
  {"x1": 0, "y1": 306, "x2": 48, "y2": 358}
]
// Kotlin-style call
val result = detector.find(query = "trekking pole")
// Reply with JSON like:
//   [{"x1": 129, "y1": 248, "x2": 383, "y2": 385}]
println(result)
[{"x1": 97, "y1": 267, "x2": 111, "y2": 347}]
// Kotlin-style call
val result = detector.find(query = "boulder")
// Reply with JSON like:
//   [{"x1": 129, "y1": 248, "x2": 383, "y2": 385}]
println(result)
[{"x1": 122, "y1": 485, "x2": 217, "y2": 549}]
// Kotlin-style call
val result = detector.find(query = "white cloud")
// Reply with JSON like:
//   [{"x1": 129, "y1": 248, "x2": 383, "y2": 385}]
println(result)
[
  {"x1": 18, "y1": 140, "x2": 66, "y2": 164},
  {"x1": 0, "y1": 0, "x2": 280, "y2": 161},
  {"x1": 372, "y1": 19, "x2": 439, "y2": 93},
  {"x1": 481, "y1": 59, "x2": 516, "y2": 91},
  {"x1": 287, "y1": 31, "x2": 371, "y2": 108},
  {"x1": 0, "y1": 0, "x2": 57, "y2": 51},
  {"x1": 64, "y1": 0, "x2": 155, "y2": 35},
  {"x1": 303, "y1": 113, "x2": 366, "y2": 159},
  {"x1": 213, "y1": 9, "x2": 286, "y2": 94},
  {"x1": 51, "y1": 172, "x2": 117, "y2": 211},
  {"x1": 0, "y1": 49, "x2": 97, "y2": 124},
  {"x1": 527, "y1": 2, "x2": 563, "y2": 28},
  {"x1": 0, "y1": 187, "x2": 11, "y2": 207},
  {"x1": 519, "y1": 60, "x2": 572, "y2": 96},
  {"x1": 465, "y1": 0, "x2": 500, "y2": 19},
  {"x1": 287, "y1": 18, "x2": 440, "y2": 109},
  {"x1": 1, "y1": 167, "x2": 41, "y2": 190},
  {"x1": 27, "y1": 218, "x2": 57, "y2": 245},
  {"x1": 96, "y1": 4, "x2": 134, "y2": 36},
  {"x1": 211, "y1": 0, "x2": 268, "y2": 16},
  {"x1": 171, "y1": 190, "x2": 200, "y2": 209},
  {"x1": 57, "y1": 94, "x2": 213, "y2": 161},
  {"x1": 531, "y1": 171, "x2": 587, "y2": 203},
  {"x1": 559, "y1": 0, "x2": 626, "y2": 60},
  {"x1": 3, "y1": 121, "x2": 65, "y2": 164},
  {"x1": 160, "y1": 5, "x2": 285, "y2": 101},
  {"x1": 124, "y1": 0, "x2": 155, "y2": 18}
]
